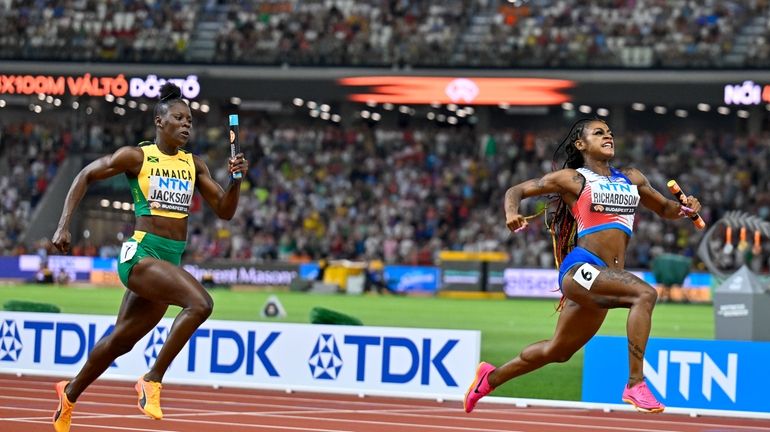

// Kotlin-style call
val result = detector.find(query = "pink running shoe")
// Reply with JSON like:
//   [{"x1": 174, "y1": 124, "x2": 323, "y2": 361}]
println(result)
[
  {"x1": 622, "y1": 381, "x2": 665, "y2": 413},
  {"x1": 463, "y1": 362, "x2": 496, "y2": 413}
]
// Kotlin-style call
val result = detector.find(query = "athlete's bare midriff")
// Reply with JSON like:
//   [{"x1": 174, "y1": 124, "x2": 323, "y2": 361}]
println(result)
[
  {"x1": 576, "y1": 229, "x2": 630, "y2": 269},
  {"x1": 135, "y1": 215, "x2": 188, "y2": 241}
]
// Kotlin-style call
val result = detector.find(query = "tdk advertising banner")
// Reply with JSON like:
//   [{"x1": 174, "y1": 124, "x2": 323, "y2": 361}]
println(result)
[
  {"x1": 0, "y1": 312, "x2": 479, "y2": 398},
  {"x1": 583, "y1": 336, "x2": 770, "y2": 413}
]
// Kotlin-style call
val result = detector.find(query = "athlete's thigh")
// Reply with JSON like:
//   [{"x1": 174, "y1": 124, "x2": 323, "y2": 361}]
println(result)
[
  {"x1": 551, "y1": 299, "x2": 608, "y2": 352},
  {"x1": 128, "y1": 258, "x2": 211, "y2": 308},
  {"x1": 111, "y1": 289, "x2": 168, "y2": 340},
  {"x1": 562, "y1": 264, "x2": 652, "y2": 308}
]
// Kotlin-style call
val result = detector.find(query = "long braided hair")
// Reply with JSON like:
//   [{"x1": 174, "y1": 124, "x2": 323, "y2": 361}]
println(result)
[{"x1": 547, "y1": 118, "x2": 601, "y2": 310}]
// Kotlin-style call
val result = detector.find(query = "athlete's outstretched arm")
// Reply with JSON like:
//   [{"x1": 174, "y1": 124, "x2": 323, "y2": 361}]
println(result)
[
  {"x1": 504, "y1": 169, "x2": 581, "y2": 232},
  {"x1": 625, "y1": 168, "x2": 701, "y2": 219},
  {"x1": 194, "y1": 154, "x2": 248, "y2": 220},
  {"x1": 53, "y1": 147, "x2": 144, "y2": 252}
]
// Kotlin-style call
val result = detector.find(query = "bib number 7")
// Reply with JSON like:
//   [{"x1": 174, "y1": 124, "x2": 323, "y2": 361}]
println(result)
[{"x1": 120, "y1": 242, "x2": 138, "y2": 263}]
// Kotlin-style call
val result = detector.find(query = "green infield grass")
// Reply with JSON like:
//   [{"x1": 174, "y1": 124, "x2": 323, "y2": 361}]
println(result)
[{"x1": 0, "y1": 283, "x2": 714, "y2": 401}]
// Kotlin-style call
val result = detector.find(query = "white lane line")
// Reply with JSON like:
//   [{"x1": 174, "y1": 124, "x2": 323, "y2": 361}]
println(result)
[
  {"x1": 1, "y1": 418, "x2": 166, "y2": 432},
  {"x1": 475, "y1": 407, "x2": 770, "y2": 430}
]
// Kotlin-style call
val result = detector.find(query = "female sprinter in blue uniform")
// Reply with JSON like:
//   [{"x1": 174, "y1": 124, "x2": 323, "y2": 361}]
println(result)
[
  {"x1": 464, "y1": 118, "x2": 701, "y2": 414},
  {"x1": 51, "y1": 83, "x2": 247, "y2": 432}
]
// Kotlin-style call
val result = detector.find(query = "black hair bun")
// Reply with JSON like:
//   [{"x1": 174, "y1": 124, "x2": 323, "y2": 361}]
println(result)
[{"x1": 159, "y1": 82, "x2": 182, "y2": 101}]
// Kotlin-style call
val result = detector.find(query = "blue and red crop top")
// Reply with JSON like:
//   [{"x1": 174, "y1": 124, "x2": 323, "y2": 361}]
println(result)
[{"x1": 572, "y1": 167, "x2": 640, "y2": 237}]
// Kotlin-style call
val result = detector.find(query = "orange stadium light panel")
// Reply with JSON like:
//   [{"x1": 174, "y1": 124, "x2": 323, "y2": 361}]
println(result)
[{"x1": 339, "y1": 76, "x2": 574, "y2": 105}]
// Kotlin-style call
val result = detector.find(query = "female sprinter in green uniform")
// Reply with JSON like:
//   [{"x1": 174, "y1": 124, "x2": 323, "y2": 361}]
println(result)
[{"x1": 51, "y1": 83, "x2": 247, "y2": 432}]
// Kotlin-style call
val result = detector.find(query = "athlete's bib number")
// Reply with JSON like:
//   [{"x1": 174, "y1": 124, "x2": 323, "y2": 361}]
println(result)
[
  {"x1": 573, "y1": 263, "x2": 600, "y2": 290},
  {"x1": 120, "y1": 242, "x2": 138, "y2": 263}
]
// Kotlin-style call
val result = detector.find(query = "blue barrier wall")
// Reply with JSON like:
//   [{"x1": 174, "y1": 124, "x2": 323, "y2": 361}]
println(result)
[{"x1": 583, "y1": 335, "x2": 770, "y2": 412}]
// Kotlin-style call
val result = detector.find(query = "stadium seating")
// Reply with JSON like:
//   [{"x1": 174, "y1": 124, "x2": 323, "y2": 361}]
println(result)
[{"x1": 2, "y1": 0, "x2": 768, "y2": 68}]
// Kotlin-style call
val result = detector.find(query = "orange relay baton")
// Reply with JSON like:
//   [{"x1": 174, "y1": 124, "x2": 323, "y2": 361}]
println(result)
[{"x1": 667, "y1": 180, "x2": 705, "y2": 230}]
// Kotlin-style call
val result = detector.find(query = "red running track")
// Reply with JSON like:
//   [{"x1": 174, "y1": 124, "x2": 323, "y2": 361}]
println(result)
[{"x1": 0, "y1": 375, "x2": 769, "y2": 432}]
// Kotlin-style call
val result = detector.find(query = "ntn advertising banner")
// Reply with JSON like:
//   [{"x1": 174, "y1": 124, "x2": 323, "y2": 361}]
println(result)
[
  {"x1": 0, "y1": 312, "x2": 479, "y2": 399},
  {"x1": 583, "y1": 336, "x2": 770, "y2": 413}
]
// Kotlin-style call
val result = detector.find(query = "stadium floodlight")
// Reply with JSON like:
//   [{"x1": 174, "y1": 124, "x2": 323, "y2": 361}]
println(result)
[
  {"x1": 45, "y1": 96, "x2": 54, "y2": 103},
  {"x1": 100, "y1": 199, "x2": 110, "y2": 207},
  {"x1": 737, "y1": 110, "x2": 750, "y2": 118},
  {"x1": 306, "y1": 101, "x2": 317, "y2": 109},
  {"x1": 383, "y1": 103, "x2": 394, "y2": 111},
  {"x1": 105, "y1": 94, "x2": 115, "y2": 102},
  {"x1": 371, "y1": 113, "x2": 382, "y2": 121},
  {"x1": 697, "y1": 103, "x2": 711, "y2": 112},
  {"x1": 331, "y1": 114, "x2": 341, "y2": 123},
  {"x1": 292, "y1": 98, "x2": 303, "y2": 106},
  {"x1": 320, "y1": 104, "x2": 331, "y2": 112},
  {"x1": 631, "y1": 103, "x2": 645, "y2": 111},
  {"x1": 116, "y1": 97, "x2": 126, "y2": 105},
  {"x1": 578, "y1": 105, "x2": 591, "y2": 114},
  {"x1": 0, "y1": 100, "x2": 5, "y2": 108},
  {"x1": 596, "y1": 108, "x2": 609, "y2": 117},
  {"x1": 675, "y1": 109, "x2": 688, "y2": 118},
  {"x1": 717, "y1": 106, "x2": 730, "y2": 115},
  {"x1": 653, "y1": 106, "x2": 667, "y2": 114},
  {"x1": 230, "y1": 97, "x2": 241, "y2": 105},
  {"x1": 53, "y1": 99, "x2": 61, "y2": 106},
  {"x1": 561, "y1": 102, "x2": 574, "y2": 111}
]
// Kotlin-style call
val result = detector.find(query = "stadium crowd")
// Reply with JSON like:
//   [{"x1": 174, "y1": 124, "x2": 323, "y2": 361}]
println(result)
[
  {"x1": 0, "y1": 122, "x2": 69, "y2": 256},
  {"x1": 1, "y1": 0, "x2": 767, "y2": 68},
  {"x1": 2, "y1": 114, "x2": 763, "y2": 273},
  {"x1": 0, "y1": 0, "x2": 195, "y2": 62},
  {"x1": 181, "y1": 121, "x2": 770, "y2": 272}
]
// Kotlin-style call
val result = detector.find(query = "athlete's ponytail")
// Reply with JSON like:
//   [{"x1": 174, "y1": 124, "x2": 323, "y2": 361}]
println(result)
[{"x1": 547, "y1": 118, "x2": 598, "y2": 311}]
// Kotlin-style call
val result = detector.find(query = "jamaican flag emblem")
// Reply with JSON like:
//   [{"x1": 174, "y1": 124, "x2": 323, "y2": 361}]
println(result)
[{"x1": 147, "y1": 156, "x2": 159, "y2": 163}]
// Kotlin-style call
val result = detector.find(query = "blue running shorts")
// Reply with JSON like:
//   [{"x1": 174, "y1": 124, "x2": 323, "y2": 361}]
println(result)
[{"x1": 558, "y1": 246, "x2": 608, "y2": 291}]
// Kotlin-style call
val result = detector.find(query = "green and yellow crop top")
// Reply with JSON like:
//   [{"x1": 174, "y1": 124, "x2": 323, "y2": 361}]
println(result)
[{"x1": 128, "y1": 142, "x2": 196, "y2": 219}]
